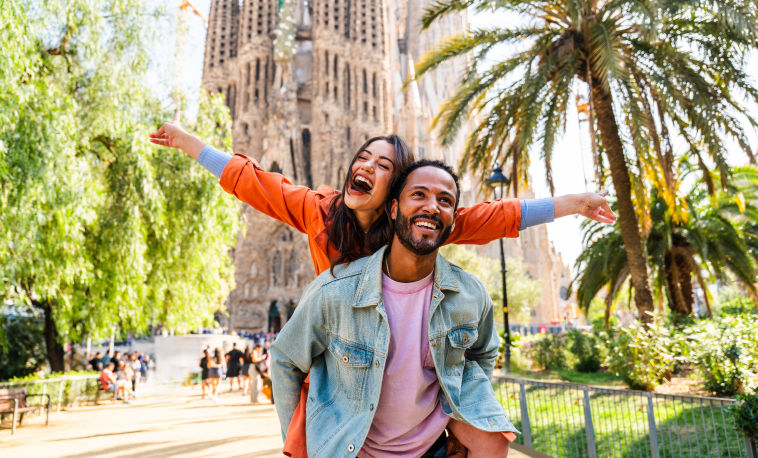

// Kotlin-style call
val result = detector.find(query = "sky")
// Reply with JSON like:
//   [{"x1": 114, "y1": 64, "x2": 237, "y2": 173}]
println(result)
[{"x1": 175, "y1": 1, "x2": 758, "y2": 270}]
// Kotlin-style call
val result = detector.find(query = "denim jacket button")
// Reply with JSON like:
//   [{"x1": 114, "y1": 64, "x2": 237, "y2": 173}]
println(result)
[
  {"x1": 348, "y1": 444, "x2": 355, "y2": 452},
  {"x1": 370, "y1": 404, "x2": 374, "y2": 411},
  {"x1": 343, "y1": 356, "x2": 349, "y2": 363},
  {"x1": 374, "y1": 361, "x2": 379, "y2": 368}
]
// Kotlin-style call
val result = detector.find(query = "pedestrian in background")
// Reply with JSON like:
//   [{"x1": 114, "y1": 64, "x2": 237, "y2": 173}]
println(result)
[
  {"x1": 225, "y1": 343, "x2": 243, "y2": 392},
  {"x1": 200, "y1": 349, "x2": 210, "y2": 399},
  {"x1": 241, "y1": 347, "x2": 252, "y2": 396}
]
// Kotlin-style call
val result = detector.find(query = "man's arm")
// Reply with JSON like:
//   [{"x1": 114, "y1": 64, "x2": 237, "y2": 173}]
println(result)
[
  {"x1": 466, "y1": 279, "x2": 499, "y2": 379},
  {"x1": 270, "y1": 280, "x2": 329, "y2": 440}
]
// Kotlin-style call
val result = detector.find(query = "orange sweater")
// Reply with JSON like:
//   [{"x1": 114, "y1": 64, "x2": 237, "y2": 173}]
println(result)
[{"x1": 219, "y1": 154, "x2": 521, "y2": 457}]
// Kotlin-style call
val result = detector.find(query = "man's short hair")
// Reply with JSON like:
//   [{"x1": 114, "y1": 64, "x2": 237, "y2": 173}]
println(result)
[
  {"x1": 232, "y1": 342, "x2": 237, "y2": 347},
  {"x1": 107, "y1": 362, "x2": 115, "y2": 368},
  {"x1": 390, "y1": 159, "x2": 461, "y2": 212}
]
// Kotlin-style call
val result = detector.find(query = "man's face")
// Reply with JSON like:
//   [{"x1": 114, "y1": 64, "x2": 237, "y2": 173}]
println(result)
[{"x1": 391, "y1": 167, "x2": 457, "y2": 256}]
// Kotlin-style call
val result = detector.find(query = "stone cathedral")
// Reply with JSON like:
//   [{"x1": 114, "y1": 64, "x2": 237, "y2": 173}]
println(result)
[{"x1": 201, "y1": 0, "x2": 577, "y2": 333}]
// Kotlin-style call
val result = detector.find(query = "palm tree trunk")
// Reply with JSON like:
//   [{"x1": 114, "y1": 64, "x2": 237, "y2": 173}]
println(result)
[{"x1": 591, "y1": 83, "x2": 656, "y2": 324}]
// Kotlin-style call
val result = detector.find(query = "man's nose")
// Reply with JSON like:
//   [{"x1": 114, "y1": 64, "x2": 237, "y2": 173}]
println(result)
[{"x1": 421, "y1": 198, "x2": 440, "y2": 216}]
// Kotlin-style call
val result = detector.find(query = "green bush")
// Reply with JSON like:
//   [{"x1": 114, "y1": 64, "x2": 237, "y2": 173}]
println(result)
[
  {"x1": 683, "y1": 315, "x2": 758, "y2": 396},
  {"x1": 518, "y1": 333, "x2": 574, "y2": 371},
  {"x1": 605, "y1": 314, "x2": 680, "y2": 391},
  {"x1": 727, "y1": 390, "x2": 758, "y2": 442},
  {"x1": 0, "y1": 315, "x2": 47, "y2": 381},
  {"x1": 565, "y1": 329, "x2": 603, "y2": 373}
]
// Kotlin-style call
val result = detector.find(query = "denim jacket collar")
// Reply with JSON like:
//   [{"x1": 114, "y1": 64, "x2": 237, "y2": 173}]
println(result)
[{"x1": 352, "y1": 245, "x2": 460, "y2": 308}]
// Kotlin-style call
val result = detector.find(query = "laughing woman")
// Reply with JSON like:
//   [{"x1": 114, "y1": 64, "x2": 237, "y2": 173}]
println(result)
[{"x1": 150, "y1": 111, "x2": 616, "y2": 457}]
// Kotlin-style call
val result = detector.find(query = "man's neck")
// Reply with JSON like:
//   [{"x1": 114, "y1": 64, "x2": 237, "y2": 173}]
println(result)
[{"x1": 385, "y1": 237, "x2": 437, "y2": 283}]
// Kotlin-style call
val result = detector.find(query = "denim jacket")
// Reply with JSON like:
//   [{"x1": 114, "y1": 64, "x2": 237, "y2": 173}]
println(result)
[{"x1": 271, "y1": 245, "x2": 518, "y2": 458}]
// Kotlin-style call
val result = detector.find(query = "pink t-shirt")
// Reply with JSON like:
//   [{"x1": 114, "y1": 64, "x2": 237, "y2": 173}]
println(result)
[{"x1": 358, "y1": 271, "x2": 450, "y2": 458}]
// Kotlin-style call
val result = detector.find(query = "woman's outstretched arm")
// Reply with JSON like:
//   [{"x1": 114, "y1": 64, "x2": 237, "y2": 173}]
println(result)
[
  {"x1": 447, "y1": 191, "x2": 616, "y2": 245},
  {"x1": 149, "y1": 110, "x2": 334, "y2": 236}
]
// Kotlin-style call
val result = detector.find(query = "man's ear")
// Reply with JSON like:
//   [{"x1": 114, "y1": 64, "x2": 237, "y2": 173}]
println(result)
[{"x1": 391, "y1": 199, "x2": 398, "y2": 220}]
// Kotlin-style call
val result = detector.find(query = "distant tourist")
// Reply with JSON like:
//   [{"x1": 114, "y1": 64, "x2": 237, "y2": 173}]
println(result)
[
  {"x1": 200, "y1": 348, "x2": 210, "y2": 399},
  {"x1": 225, "y1": 343, "x2": 243, "y2": 392},
  {"x1": 128, "y1": 353, "x2": 142, "y2": 392},
  {"x1": 240, "y1": 347, "x2": 252, "y2": 396},
  {"x1": 252, "y1": 344, "x2": 273, "y2": 404},
  {"x1": 110, "y1": 350, "x2": 121, "y2": 369},
  {"x1": 89, "y1": 352, "x2": 103, "y2": 371},
  {"x1": 101, "y1": 362, "x2": 130, "y2": 403},
  {"x1": 207, "y1": 347, "x2": 225, "y2": 399}
]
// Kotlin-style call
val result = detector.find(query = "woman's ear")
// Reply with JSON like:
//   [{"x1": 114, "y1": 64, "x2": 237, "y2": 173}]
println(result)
[{"x1": 391, "y1": 199, "x2": 398, "y2": 220}]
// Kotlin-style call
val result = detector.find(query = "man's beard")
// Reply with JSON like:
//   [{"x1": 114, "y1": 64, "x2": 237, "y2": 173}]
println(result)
[{"x1": 394, "y1": 210, "x2": 453, "y2": 256}]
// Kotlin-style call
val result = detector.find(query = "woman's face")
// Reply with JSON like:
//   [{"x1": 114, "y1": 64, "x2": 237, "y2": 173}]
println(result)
[{"x1": 343, "y1": 140, "x2": 396, "y2": 212}]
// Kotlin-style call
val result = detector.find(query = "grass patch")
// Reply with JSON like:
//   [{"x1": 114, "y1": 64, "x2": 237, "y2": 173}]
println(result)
[{"x1": 557, "y1": 370, "x2": 626, "y2": 387}]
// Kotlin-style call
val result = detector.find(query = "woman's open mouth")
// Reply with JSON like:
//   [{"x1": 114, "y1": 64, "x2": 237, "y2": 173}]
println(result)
[{"x1": 349, "y1": 173, "x2": 374, "y2": 195}]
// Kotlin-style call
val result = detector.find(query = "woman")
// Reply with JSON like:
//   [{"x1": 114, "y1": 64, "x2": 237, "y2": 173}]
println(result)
[
  {"x1": 200, "y1": 348, "x2": 210, "y2": 399},
  {"x1": 150, "y1": 111, "x2": 616, "y2": 457},
  {"x1": 252, "y1": 343, "x2": 273, "y2": 403},
  {"x1": 241, "y1": 347, "x2": 252, "y2": 396},
  {"x1": 207, "y1": 347, "x2": 225, "y2": 398}
]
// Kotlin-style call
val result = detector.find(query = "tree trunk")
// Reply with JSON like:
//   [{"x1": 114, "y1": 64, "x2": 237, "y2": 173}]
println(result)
[
  {"x1": 41, "y1": 301, "x2": 65, "y2": 373},
  {"x1": 591, "y1": 83, "x2": 656, "y2": 324},
  {"x1": 664, "y1": 249, "x2": 693, "y2": 315}
]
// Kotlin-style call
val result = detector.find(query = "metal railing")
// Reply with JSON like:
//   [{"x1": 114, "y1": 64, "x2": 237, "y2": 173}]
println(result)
[
  {"x1": 494, "y1": 376, "x2": 756, "y2": 458},
  {"x1": 0, "y1": 375, "x2": 101, "y2": 414}
]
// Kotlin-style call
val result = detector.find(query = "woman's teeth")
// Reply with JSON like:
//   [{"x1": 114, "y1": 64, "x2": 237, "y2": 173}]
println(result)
[{"x1": 355, "y1": 176, "x2": 373, "y2": 190}]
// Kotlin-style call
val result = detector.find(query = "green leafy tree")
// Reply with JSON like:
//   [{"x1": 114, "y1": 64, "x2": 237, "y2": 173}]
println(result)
[
  {"x1": 413, "y1": 0, "x2": 758, "y2": 324},
  {"x1": 573, "y1": 165, "x2": 758, "y2": 326},
  {"x1": 440, "y1": 245, "x2": 541, "y2": 325},
  {"x1": 0, "y1": 315, "x2": 47, "y2": 381},
  {"x1": 0, "y1": 0, "x2": 239, "y2": 371}
]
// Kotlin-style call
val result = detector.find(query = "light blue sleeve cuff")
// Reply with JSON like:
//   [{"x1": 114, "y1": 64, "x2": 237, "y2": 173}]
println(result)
[
  {"x1": 197, "y1": 144, "x2": 233, "y2": 179},
  {"x1": 519, "y1": 197, "x2": 555, "y2": 231}
]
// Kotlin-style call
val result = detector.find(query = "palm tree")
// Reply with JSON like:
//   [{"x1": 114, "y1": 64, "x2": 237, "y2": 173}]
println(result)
[
  {"x1": 412, "y1": 0, "x2": 758, "y2": 323},
  {"x1": 574, "y1": 165, "x2": 758, "y2": 327}
]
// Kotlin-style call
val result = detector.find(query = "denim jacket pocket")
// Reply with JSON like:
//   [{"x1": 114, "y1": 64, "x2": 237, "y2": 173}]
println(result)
[
  {"x1": 445, "y1": 326, "x2": 478, "y2": 375},
  {"x1": 328, "y1": 337, "x2": 373, "y2": 400}
]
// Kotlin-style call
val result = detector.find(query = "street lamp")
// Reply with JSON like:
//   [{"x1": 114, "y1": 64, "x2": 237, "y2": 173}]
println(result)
[{"x1": 485, "y1": 165, "x2": 512, "y2": 371}]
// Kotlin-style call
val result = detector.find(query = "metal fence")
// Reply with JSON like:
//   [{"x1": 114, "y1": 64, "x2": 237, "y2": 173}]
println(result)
[
  {"x1": 508, "y1": 324, "x2": 593, "y2": 336},
  {"x1": 494, "y1": 376, "x2": 757, "y2": 458},
  {"x1": 0, "y1": 375, "x2": 101, "y2": 414}
]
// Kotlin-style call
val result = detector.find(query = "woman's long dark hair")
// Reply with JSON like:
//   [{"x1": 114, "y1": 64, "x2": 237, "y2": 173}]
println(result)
[{"x1": 326, "y1": 135, "x2": 414, "y2": 274}]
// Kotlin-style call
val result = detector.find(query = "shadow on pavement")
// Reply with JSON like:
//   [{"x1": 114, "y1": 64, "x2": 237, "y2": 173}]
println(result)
[{"x1": 58, "y1": 436, "x2": 256, "y2": 458}]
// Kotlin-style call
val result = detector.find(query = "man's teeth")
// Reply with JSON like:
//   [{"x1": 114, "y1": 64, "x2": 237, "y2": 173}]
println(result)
[
  {"x1": 415, "y1": 221, "x2": 437, "y2": 229},
  {"x1": 355, "y1": 176, "x2": 373, "y2": 189}
]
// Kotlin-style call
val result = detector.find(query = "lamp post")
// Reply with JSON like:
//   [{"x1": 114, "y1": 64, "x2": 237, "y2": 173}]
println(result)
[{"x1": 485, "y1": 165, "x2": 512, "y2": 371}]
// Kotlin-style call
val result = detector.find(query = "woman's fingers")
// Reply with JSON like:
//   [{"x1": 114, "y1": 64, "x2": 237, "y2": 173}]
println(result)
[{"x1": 172, "y1": 109, "x2": 181, "y2": 125}]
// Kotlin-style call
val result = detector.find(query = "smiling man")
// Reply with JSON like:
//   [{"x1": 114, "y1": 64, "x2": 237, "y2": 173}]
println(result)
[{"x1": 271, "y1": 159, "x2": 518, "y2": 458}]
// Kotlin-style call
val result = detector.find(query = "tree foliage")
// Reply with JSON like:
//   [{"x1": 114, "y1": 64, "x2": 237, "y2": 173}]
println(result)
[
  {"x1": 440, "y1": 245, "x2": 541, "y2": 325},
  {"x1": 0, "y1": 0, "x2": 239, "y2": 370},
  {"x1": 573, "y1": 165, "x2": 758, "y2": 324}
]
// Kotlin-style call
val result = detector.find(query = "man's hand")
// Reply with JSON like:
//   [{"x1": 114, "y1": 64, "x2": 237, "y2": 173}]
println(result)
[
  {"x1": 553, "y1": 190, "x2": 617, "y2": 224},
  {"x1": 148, "y1": 110, "x2": 207, "y2": 160},
  {"x1": 444, "y1": 435, "x2": 468, "y2": 458}
]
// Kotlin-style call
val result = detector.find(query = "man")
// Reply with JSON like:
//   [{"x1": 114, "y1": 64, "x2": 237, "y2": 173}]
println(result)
[
  {"x1": 89, "y1": 352, "x2": 103, "y2": 371},
  {"x1": 110, "y1": 350, "x2": 121, "y2": 370},
  {"x1": 225, "y1": 342, "x2": 244, "y2": 392},
  {"x1": 100, "y1": 362, "x2": 130, "y2": 404},
  {"x1": 272, "y1": 159, "x2": 518, "y2": 458}
]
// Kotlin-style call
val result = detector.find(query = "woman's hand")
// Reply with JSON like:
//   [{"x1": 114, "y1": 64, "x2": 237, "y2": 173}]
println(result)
[
  {"x1": 553, "y1": 190, "x2": 618, "y2": 224},
  {"x1": 148, "y1": 110, "x2": 207, "y2": 160}
]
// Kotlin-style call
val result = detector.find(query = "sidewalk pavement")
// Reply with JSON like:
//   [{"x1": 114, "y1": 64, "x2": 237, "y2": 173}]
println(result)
[{"x1": 0, "y1": 383, "x2": 533, "y2": 457}]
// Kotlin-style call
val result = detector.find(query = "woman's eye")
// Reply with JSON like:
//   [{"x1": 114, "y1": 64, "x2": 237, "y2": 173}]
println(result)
[{"x1": 379, "y1": 164, "x2": 389, "y2": 170}]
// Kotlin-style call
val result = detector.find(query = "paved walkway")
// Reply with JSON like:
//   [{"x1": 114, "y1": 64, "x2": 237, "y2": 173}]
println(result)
[{"x1": 1, "y1": 383, "x2": 532, "y2": 457}]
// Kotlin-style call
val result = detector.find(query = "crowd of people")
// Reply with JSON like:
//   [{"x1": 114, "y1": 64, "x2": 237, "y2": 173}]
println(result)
[
  {"x1": 91, "y1": 351, "x2": 151, "y2": 404},
  {"x1": 198, "y1": 341, "x2": 273, "y2": 403}
]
